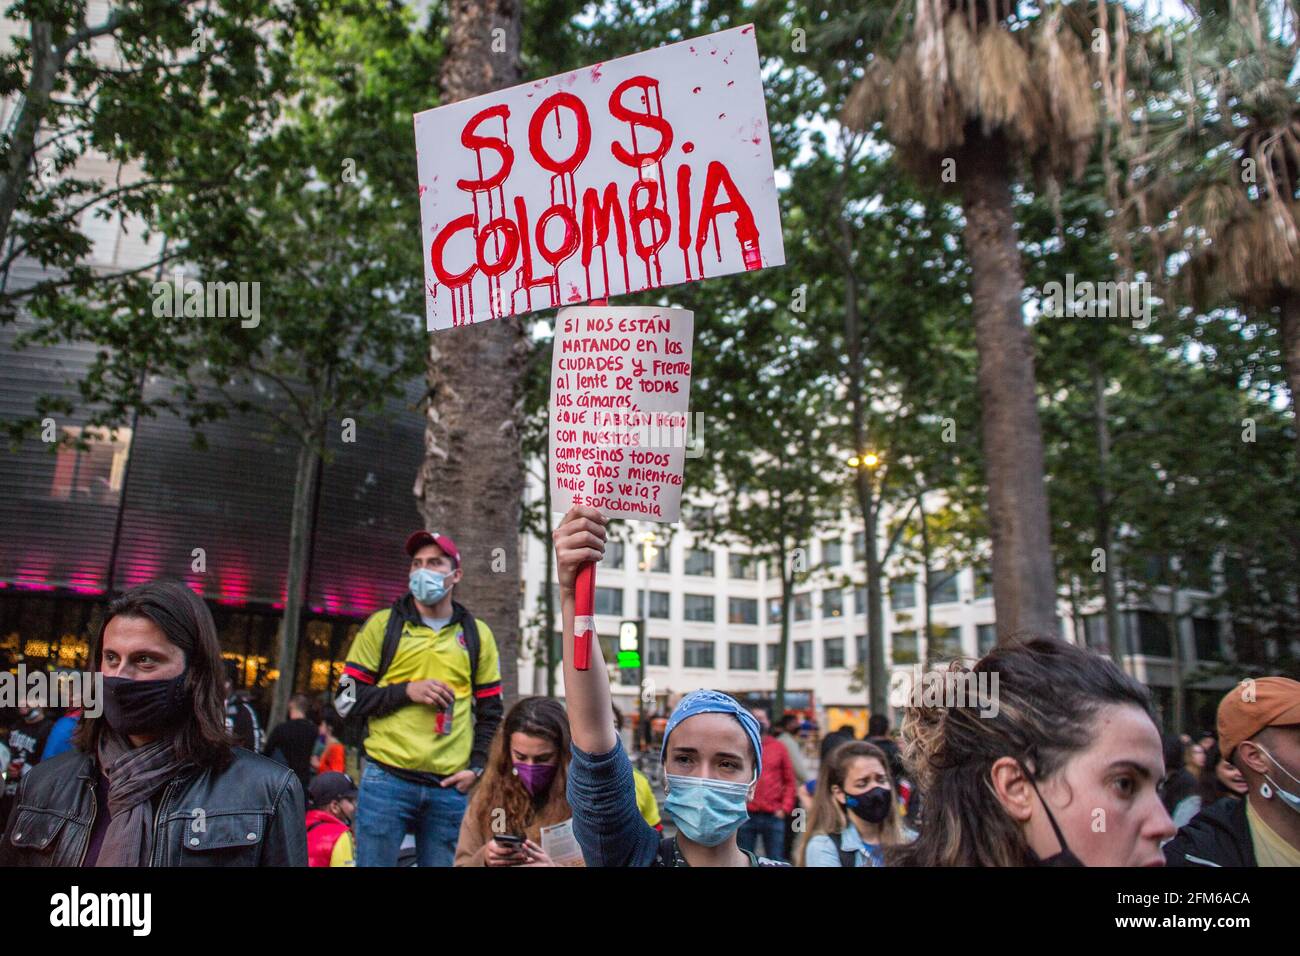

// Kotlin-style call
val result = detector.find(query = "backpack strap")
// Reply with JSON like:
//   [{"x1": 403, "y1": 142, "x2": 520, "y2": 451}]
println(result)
[
  {"x1": 374, "y1": 596, "x2": 411, "y2": 684},
  {"x1": 838, "y1": 846, "x2": 858, "y2": 868},
  {"x1": 453, "y1": 602, "x2": 482, "y2": 698}
]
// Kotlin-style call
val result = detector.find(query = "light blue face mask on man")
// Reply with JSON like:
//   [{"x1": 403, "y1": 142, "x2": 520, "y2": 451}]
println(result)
[
  {"x1": 663, "y1": 773, "x2": 754, "y2": 847},
  {"x1": 409, "y1": 568, "x2": 450, "y2": 605}
]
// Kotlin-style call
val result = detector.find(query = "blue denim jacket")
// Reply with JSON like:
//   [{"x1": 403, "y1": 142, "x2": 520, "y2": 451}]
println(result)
[{"x1": 567, "y1": 736, "x2": 661, "y2": 867}]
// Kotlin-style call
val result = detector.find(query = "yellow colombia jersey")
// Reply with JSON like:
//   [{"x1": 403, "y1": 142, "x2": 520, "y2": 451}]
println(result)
[
  {"x1": 344, "y1": 608, "x2": 501, "y2": 776},
  {"x1": 633, "y1": 768, "x2": 661, "y2": 829}
]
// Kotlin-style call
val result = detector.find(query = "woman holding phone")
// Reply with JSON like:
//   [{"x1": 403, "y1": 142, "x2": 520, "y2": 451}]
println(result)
[
  {"x1": 453, "y1": 696, "x2": 573, "y2": 866},
  {"x1": 554, "y1": 505, "x2": 787, "y2": 867}
]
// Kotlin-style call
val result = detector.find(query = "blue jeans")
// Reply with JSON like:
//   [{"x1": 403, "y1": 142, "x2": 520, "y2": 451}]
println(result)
[
  {"x1": 354, "y1": 762, "x2": 469, "y2": 867},
  {"x1": 737, "y1": 812, "x2": 787, "y2": 862}
]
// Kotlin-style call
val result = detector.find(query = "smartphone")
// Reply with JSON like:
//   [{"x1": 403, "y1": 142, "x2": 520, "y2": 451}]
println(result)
[{"x1": 493, "y1": 834, "x2": 525, "y2": 847}]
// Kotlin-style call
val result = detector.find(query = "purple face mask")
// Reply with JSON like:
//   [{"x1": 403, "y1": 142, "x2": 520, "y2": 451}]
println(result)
[{"x1": 513, "y1": 761, "x2": 557, "y2": 797}]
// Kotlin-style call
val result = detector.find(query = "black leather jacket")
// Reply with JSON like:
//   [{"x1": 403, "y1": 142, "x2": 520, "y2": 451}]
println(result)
[{"x1": 0, "y1": 747, "x2": 306, "y2": 867}]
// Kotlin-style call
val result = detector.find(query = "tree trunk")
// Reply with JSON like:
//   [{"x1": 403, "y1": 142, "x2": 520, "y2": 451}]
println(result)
[
  {"x1": 0, "y1": 21, "x2": 62, "y2": 252},
  {"x1": 775, "y1": 545, "x2": 793, "y2": 718},
  {"x1": 269, "y1": 430, "x2": 323, "y2": 731},
  {"x1": 1279, "y1": 291, "x2": 1300, "y2": 468},
  {"x1": 957, "y1": 129, "x2": 1058, "y2": 639},
  {"x1": 1092, "y1": 361, "x2": 1126, "y2": 667},
  {"x1": 918, "y1": 492, "x2": 934, "y2": 670},
  {"x1": 417, "y1": 0, "x2": 525, "y2": 703},
  {"x1": 863, "y1": 501, "x2": 887, "y2": 717}
]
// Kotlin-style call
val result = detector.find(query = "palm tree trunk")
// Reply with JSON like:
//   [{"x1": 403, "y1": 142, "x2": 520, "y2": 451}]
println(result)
[
  {"x1": 957, "y1": 129, "x2": 1058, "y2": 640},
  {"x1": 417, "y1": 0, "x2": 525, "y2": 702},
  {"x1": 1279, "y1": 291, "x2": 1300, "y2": 467}
]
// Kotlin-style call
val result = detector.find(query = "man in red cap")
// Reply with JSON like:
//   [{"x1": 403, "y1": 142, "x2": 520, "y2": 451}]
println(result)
[
  {"x1": 1164, "y1": 676, "x2": 1300, "y2": 867},
  {"x1": 340, "y1": 530, "x2": 503, "y2": 867}
]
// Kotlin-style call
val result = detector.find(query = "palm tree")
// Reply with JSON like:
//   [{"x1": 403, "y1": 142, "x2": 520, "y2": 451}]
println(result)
[
  {"x1": 416, "y1": 0, "x2": 526, "y2": 700},
  {"x1": 838, "y1": 0, "x2": 1101, "y2": 639},
  {"x1": 1126, "y1": 0, "x2": 1300, "y2": 462}
]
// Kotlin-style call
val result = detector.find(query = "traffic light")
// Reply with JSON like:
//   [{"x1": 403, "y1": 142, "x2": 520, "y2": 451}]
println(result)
[{"x1": 617, "y1": 619, "x2": 643, "y2": 670}]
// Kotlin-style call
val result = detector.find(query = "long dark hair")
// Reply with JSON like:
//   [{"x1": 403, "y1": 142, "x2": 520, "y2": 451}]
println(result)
[
  {"x1": 469, "y1": 696, "x2": 571, "y2": 836},
  {"x1": 888, "y1": 636, "x2": 1157, "y2": 867},
  {"x1": 795, "y1": 741, "x2": 904, "y2": 866},
  {"x1": 75, "y1": 580, "x2": 234, "y2": 769}
]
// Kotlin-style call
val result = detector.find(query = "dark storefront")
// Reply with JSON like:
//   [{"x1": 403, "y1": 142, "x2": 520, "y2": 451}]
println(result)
[{"x1": 1, "y1": 319, "x2": 427, "y2": 716}]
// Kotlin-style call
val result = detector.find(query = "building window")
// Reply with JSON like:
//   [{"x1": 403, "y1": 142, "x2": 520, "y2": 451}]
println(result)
[
  {"x1": 728, "y1": 552, "x2": 758, "y2": 579},
  {"x1": 641, "y1": 545, "x2": 671, "y2": 573},
  {"x1": 767, "y1": 597, "x2": 783, "y2": 624},
  {"x1": 977, "y1": 623, "x2": 997, "y2": 656},
  {"x1": 684, "y1": 547, "x2": 715, "y2": 576},
  {"x1": 684, "y1": 640, "x2": 715, "y2": 668},
  {"x1": 683, "y1": 594, "x2": 715, "y2": 623},
  {"x1": 822, "y1": 538, "x2": 843, "y2": 567},
  {"x1": 824, "y1": 637, "x2": 845, "y2": 669},
  {"x1": 793, "y1": 592, "x2": 812, "y2": 622},
  {"x1": 646, "y1": 638, "x2": 670, "y2": 667},
  {"x1": 821, "y1": 588, "x2": 843, "y2": 619},
  {"x1": 852, "y1": 531, "x2": 866, "y2": 560},
  {"x1": 974, "y1": 567, "x2": 993, "y2": 601},
  {"x1": 728, "y1": 597, "x2": 758, "y2": 625},
  {"x1": 766, "y1": 643, "x2": 782, "y2": 671},
  {"x1": 637, "y1": 590, "x2": 671, "y2": 619},
  {"x1": 603, "y1": 539, "x2": 625, "y2": 569},
  {"x1": 856, "y1": 634, "x2": 867, "y2": 664},
  {"x1": 594, "y1": 586, "x2": 623, "y2": 617},
  {"x1": 1082, "y1": 614, "x2": 1109, "y2": 654},
  {"x1": 854, "y1": 585, "x2": 866, "y2": 616},
  {"x1": 892, "y1": 630, "x2": 918, "y2": 664},
  {"x1": 929, "y1": 569, "x2": 960, "y2": 605},
  {"x1": 1193, "y1": 617, "x2": 1222, "y2": 662},
  {"x1": 728, "y1": 643, "x2": 759, "y2": 670},
  {"x1": 1126, "y1": 610, "x2": 1171, "y2": 657},
  {"x1": 49, "y1": 426, "x2": 132, "y2": 505},
  {"x1": 794, "y1": 640, "x2": 813, "y2": 670},
  {"x1": 890, "y1": 577, "x2": 916, "y2": 610},
  {"x1": 928, "y1": 625, "x2": 963, "y2": 661}
]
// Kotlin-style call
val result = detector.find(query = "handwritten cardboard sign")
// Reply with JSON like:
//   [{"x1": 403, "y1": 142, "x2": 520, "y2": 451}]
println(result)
[
  {"x1": 549, "y1": 306, "x2": 693, "y2": 522},
  {"x1": 415, "y1": 24, "x2": 784, "y2": 330}
]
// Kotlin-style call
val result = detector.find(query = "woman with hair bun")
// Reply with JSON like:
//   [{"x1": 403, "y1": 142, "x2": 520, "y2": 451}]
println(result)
[{"x1": 887, "y1": 637, "x2": 1176, "y2": 867}]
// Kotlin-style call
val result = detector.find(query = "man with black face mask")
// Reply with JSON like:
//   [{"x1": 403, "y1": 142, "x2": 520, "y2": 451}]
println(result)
[{"x1": 0, "y1": 581, "x2": 306, "y2": 867}]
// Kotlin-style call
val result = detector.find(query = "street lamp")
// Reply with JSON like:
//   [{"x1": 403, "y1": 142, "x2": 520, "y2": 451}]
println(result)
[{"x1": 847, "y1": 451, "x2": 881, "y2": 470}]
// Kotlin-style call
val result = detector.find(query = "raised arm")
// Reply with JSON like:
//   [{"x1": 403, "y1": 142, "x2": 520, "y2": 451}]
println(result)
[
  {"x1": 554, "y1": 505, "x2": 616, "y2": 755},
  {"x1": 555, "y1": 505, "x2": 659, "y2": 867}
]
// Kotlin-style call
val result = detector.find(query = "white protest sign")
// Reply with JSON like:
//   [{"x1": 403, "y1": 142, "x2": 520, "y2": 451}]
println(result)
[
  {"x1": 414, "y1": 24, "x2": 784, "y2": 330},
  {"x1": 548, "y1": 306, "x2": 693, "y2": 522}
]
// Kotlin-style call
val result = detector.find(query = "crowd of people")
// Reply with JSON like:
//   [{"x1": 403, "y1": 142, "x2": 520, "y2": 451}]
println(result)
[{"x1": 1, "y1": 506, "x2": 1297, "y2": 869}]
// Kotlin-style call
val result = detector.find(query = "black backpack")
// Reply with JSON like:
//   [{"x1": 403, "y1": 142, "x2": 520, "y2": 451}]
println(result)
[{"x1": 335, "y1": 597, "x2": 483, "y2": 743}]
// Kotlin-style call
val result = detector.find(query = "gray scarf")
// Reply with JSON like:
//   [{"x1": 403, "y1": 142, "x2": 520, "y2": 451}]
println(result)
[{"x1": 94, "y1": 731, "x2": 191, "y2": 867}]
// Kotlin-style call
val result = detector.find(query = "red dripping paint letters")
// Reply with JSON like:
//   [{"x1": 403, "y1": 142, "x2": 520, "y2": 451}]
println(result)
[{"x1": 415, "y1": 24, "x2": 784, "y2": 330}]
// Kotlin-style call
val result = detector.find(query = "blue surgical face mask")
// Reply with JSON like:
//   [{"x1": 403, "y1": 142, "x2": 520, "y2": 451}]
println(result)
[
  {"x1": 663, "y1": 772, "x2": 752, "y2": 847},
  {"x1": 409, "y1": 568, "x2": 450, "y2": 605},
  {"x1": 1256, "y1": 746, "x2": 1300, "y2": 815}
]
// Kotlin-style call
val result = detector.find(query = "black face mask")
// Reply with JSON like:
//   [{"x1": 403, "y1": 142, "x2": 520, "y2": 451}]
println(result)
[
  {"x1": 102, "y1": 672, "x2": 190, "y2": 737},
  {"x1": 1024, "y1": 766, "x2": 1085, "y2": 867},
  {"x1": 844, "y1": 786, "x2": 893, "y2": 824}
]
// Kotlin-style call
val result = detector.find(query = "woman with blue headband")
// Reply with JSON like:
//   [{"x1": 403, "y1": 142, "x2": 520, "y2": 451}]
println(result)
[{"x1": 554, "y1": 505, "x2": 788, "y2": 867}]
